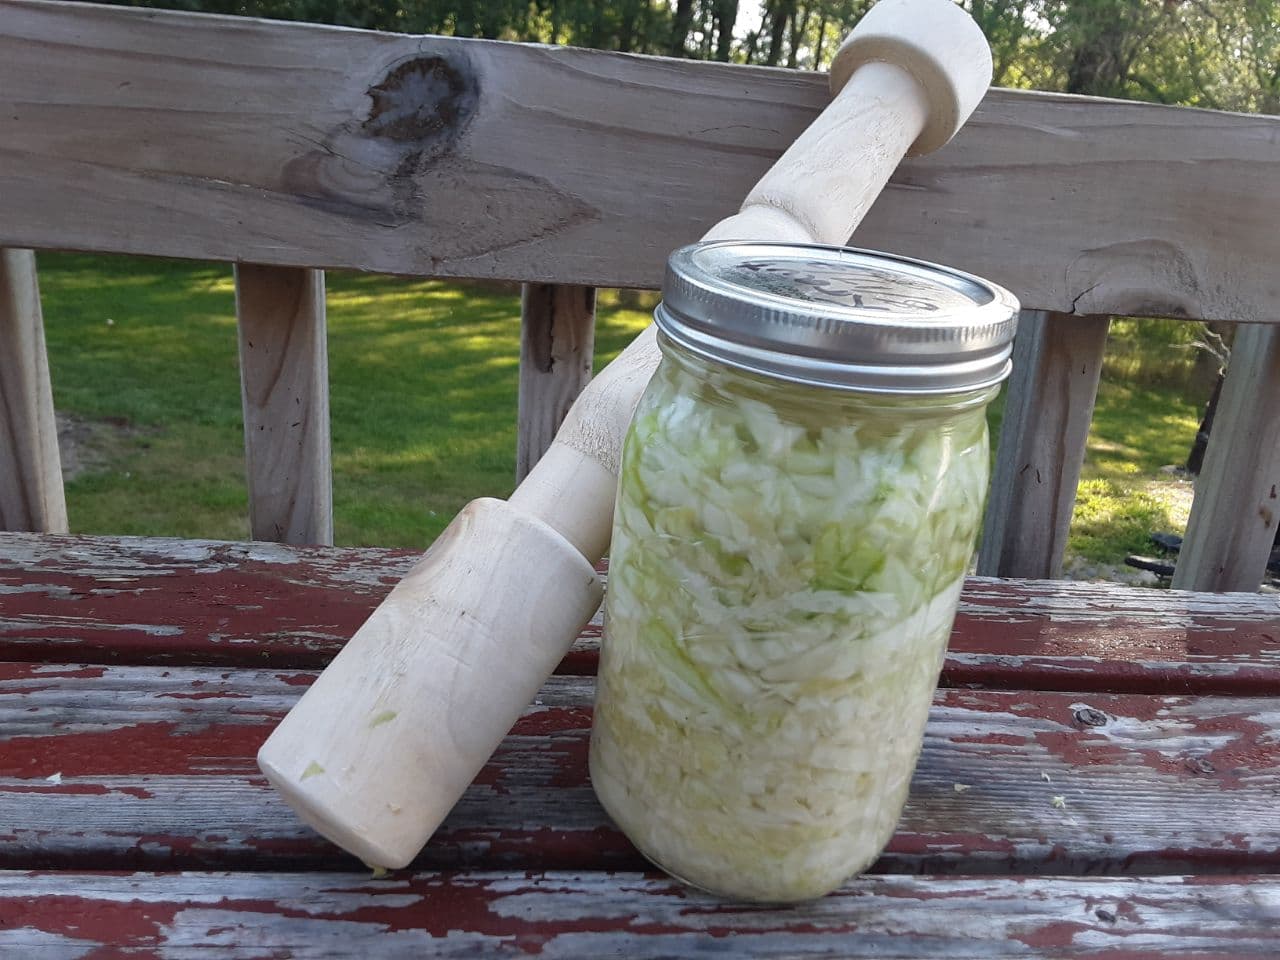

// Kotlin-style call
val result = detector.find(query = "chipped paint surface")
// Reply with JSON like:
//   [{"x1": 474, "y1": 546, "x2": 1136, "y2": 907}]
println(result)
[
  {"x1": 2, "y1": 533, "x2": 1279, "y2": 953},
  {"x1": 1, "y1": 666, "x2": 1276, "y2": 875},
  {"x1": 5, "y1": 537, "x2": 1278, "y2": 693},
  {"x1": 0, "y1": 871, "x2": 1276, "y2": 956}
]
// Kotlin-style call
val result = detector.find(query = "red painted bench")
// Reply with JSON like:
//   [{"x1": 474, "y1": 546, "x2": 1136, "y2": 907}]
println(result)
[{"x1": 2, "y1": 533, "x2": 1277, "y2": 954}]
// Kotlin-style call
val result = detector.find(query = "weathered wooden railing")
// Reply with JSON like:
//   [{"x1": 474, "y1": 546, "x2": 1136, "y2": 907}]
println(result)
[{"x1": 2, "y1": 0, "x2": 1278, "y2": 589}]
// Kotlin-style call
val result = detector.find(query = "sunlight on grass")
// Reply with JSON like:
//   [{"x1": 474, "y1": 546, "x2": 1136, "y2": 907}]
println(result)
[
  {"x1": 37, "y1": 255, "x2": 662, "y2": 548},
  {"x1": 1070, "y1": 479, "x2": 1176, "y2": 564},
  {"x1": 1065, "y1": 333, "x2": 1205, "y2": 567},
  {"x1": 36, "y1": 253, "x2": 1210, "y2": 573}
]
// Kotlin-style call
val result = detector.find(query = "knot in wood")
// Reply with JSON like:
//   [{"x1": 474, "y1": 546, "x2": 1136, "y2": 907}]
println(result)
[
  {"x1": 363, "y1": 55, "x2": 477, "y2": 152},
  {"x1": 1073, "y1": 706, "x2": 1108, "y2": 727},
  {"x1": 1185, "y1": 756, "x2": 1216, "y2": 775}
]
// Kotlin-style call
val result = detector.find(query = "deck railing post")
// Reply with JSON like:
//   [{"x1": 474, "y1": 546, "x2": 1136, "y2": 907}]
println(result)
[
  {"x1": 1173, "y1": 322, "x2": 1280, "y2": 592},
  {"x1": 0, "y1": 248, "x2": 67, "y2": 533},
  {"x1": 977, "y1": 310, "x2": 1109, "y2": 579},
  {"x1": 516, "y1": 283, "x2": 596, "y2": 482},
  {"x1": 234, "y1": 264, "x2": 333, "y2": 546}
]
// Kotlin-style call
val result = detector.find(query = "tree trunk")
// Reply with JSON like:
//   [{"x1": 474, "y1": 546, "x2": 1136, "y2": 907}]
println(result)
[
  {"x1": 617, "y1": 0, "x2": 640, "y2": 52},
  {"x1": 1186, "y1": 371, "x2": 1224, "y2": 477},
  {"x1": 787, "y1": 2, "x2": 811, "y2": 68},
  {"x1": 453, "y1": 1, "x2": 476, "y2": 38},
  {"x1": 713, "y1": 0, "x2": 738, "y2": 61},
  {"x1": 765, "y1": 0, "x2": 794, "y2": 66},
  {"x1": 812, "y1": 13, "x2": 829, "y2": 69},
  {"x1": 587, "y1": 0, "x2": 608, "y2": 49},
  {"x1": 669, "y1": 0, "x2": 694, "y2": 55}
]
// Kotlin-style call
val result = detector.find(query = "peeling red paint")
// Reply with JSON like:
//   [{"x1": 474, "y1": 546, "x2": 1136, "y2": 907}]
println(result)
[
  {"x1": 0, "y1": 663, "x2": 107, "y2": 682},
  {"x1": 3, "y1": 533, "x2": 1280, "y2": 955},
  {"x1": 1010, "y1": 918, "x2": 1095, "y2": 949},
  {"x1": 273, "y1": 672, "x2": 315, "y2": 687},
  {"x1": 513, "y1": 706, "x2": 592, "y2": 738},
  {"x1": 6, "y1": 540, "x2": 1280, "y2": 698},
  {"x1": 0, "y1": 890, "x2": 181, "y2": 946},
  {"x1": 0, "y1": 722, "x2": 267, "y2": 777}
]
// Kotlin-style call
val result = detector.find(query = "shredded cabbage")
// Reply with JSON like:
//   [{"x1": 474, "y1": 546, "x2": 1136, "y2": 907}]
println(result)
[{"x1": 589, "y1": 345, "x2": 993, "y2": 902}]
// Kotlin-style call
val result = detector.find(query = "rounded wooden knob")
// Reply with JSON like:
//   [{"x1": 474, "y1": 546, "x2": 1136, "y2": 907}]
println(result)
[{"x1": 829, "y1": 0, "x2": 994, "y2": 156}]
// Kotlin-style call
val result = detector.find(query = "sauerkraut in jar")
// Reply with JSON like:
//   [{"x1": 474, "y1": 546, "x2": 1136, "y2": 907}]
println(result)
[{"x1": 588, "y1": 241, "x2": 1019, "y2": 903}]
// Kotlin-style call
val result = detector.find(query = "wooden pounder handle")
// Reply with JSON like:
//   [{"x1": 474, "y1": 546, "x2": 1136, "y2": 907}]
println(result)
[{"x1": 259, "y1": 0, "x2": 993, "y2": 871}]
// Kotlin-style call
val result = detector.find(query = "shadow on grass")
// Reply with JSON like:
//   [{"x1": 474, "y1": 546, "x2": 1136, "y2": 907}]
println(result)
[
  {"x1": 37, "y1": 253, "x2": 654, "y2": 547},
  {"x1": 37, "y1": 253, "x2": 1204, "y2": 568}
]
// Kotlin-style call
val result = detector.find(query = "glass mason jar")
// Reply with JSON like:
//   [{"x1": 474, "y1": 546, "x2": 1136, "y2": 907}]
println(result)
[{"x1": 589, "y1": 241, "x2": 1019, "y2": 903}]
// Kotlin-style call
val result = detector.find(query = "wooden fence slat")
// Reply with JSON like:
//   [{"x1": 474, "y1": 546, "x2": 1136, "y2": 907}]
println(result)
[
  {"x1": 0, "y1": 249, "x2": 66, "y2": 534},
  {"x1": 3, "y1": 1, "x2": 1280, "y2": 323},
  {"x1": 234, "y1": 264, "x2": 333, "y2": 546},
  {"x1": 1, "y1": 871, "x2": 1276, "y2": 957},
  {"x1": 516, "y1": 283, "x2": 596, "y2": 481},
  {"x1": 4, "y1": 535, "x2": 1280, "y2": 693},
  {"x1": 977, "y1": 311, "x2": 1110, "y2": 579},
  {"x1": 1172, "y1": 323, "x2": 1280, "y2": 592},
  {"x1": 2, "y1": 663, "x2": 1277, "y2": 875}
]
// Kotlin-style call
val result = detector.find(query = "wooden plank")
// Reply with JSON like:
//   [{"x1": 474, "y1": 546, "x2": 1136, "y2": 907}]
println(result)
[
  {"x1": 2, "y1": 662, "x2": 1277, "y2": 875},
  {"x1": 2, "y1": 535, "x2": 1280, "y2": 693},
  {"x1": 516, "y1": 284, "x2": 595, "y2": 482},
  {"x1": 978, "y1": 311, "x2": 1109, "y2": 579},
  {"x1": 3, "y1": 2, "x2": 1280, "y2": 323},
  {"x1": 0, "y1": 871, "x2": 1276, "y2": 958},
  {"x1": 1172, "y1": 323, "x2": 1280, "y2": 592},
  {"x1": 235, "y1": 264, "x2": 333, "y2": 546},
  {"x1": 0, "y1": 534, "x2": 421, "y2": 667},
  {"x1": 945, "y1": 578, "x2": 1280, "y2": 695},
  {"x1": 0, "y1": 249, "x2": 66, "y2": 534}
]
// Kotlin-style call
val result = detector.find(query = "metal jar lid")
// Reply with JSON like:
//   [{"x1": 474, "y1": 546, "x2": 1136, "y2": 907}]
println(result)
[{"x1": 655, "y1": 241, "x2": 1020, "y2": 394}]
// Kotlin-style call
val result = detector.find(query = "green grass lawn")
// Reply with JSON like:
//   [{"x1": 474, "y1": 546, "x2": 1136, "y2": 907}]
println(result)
[
  {"x1": 39, "y1": 253, "x2": 652, "y2": 547},
  {"x1": 36, "y1": 253, "x2": 1205, "y2": 568}
]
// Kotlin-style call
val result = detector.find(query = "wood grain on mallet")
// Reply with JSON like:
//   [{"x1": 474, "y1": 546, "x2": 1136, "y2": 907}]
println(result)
[
  {"x1": 978, "y1": 311, "x2": 1110, "y2": 579},
  {"x1": 1173, "y1": 323, "x2": 1280, "y2": 592},
  {"x1": 0, "y1": 249, "x2": 66, "y2": 534},
  {"x1": 517, "y1": 284, "x2": 595, "y2": 481},
  {"x1": 235, "y1": 264, "x2": 333, "y2": 546}
]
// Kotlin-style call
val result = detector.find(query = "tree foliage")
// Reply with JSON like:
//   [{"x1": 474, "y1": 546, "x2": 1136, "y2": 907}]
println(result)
[{"x1": 99, "y1": 0, "x2": 1280, "y2": 113}]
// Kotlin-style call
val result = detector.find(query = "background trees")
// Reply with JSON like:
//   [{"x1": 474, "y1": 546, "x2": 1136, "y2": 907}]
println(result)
[{"x1": 100, "y1": 0, "x2": 1280, "y2": 113}]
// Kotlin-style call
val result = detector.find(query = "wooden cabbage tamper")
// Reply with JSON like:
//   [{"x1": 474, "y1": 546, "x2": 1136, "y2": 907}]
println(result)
[{"x1": 259, "y1": 0, "x2": 994, "y2": 870}]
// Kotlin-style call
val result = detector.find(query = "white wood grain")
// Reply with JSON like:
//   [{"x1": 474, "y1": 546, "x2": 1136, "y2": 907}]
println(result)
[
  {"x1": 516, "y1": 284, "x2": 595, "y2": 482},
  {"x1": 2, "y1": 2, "x2": 1279, "y2": 322},
  {"x1": 235, "y1": 264, "x2": 333, "y2": 546},
  {"x1": 1173, "y1": 323, "x2": 1280, "y2": 592},
  {"x1": 257, "y1": 499, "x2": 605, "y2": 870},
  {"x1": 0, "y1": 249, "x2": 66, "y2": 534},
  {"x1": 978, "y1": 311, "x2": 1110, "y2": 579},
  {"x1": 0, "y1": 871, "x2": 1276, "y2": 957}
]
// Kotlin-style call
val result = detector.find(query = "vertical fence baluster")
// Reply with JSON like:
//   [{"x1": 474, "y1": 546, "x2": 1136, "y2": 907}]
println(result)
[
  {"x1": 0, "y1": 248, "x2": 67, "y2": 533},
  {"x1": 517, "y1": 283, "x2": 597, "y2": 482},
  {"x1": 1173, "y1": 322, "x2": 1280, "y2": 592},
  {"x1": 235, "y1": 264, "x2": 333, "y2": 545},
  {"x1": 978, "y1": 310, "x2": 1110, "y2": 579}
]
